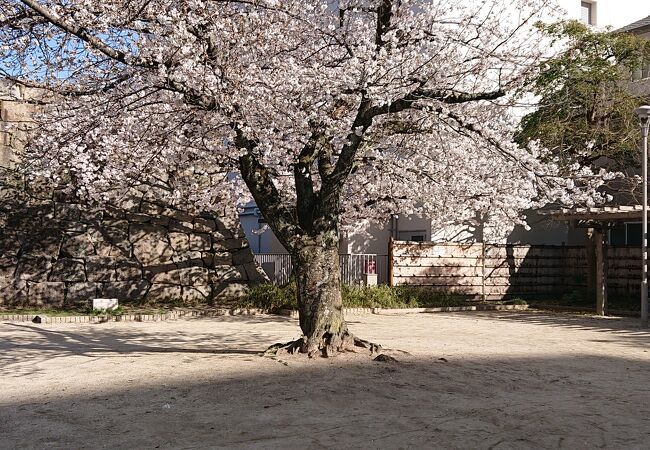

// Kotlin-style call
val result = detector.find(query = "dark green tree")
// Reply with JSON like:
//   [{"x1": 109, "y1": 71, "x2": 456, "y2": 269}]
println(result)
[{"x1": 518, "y1": 21, "x2": 650, "y2": 169}]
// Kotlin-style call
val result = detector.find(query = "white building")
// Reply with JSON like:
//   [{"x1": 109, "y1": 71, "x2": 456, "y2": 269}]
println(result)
[{"x1": 558, "y1": 0, "x2": 648, "y2": 29}]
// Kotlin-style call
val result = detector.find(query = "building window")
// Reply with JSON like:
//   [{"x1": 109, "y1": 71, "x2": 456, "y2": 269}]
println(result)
[
  {"x1": 609, "y1": 222, "x2": 641, "y2": 246},
  {"x1": 632, "y1": 61, "x2": 650, "y2": 81},
  {"x1": 626, "y1": 223, "x2": 642, "y2": 246},
  {"x1": 398, "y1": 230, "x2": 427, "y2": 242},
  {"x1": 581, "y1": 2, "x2": 594, "y2": 25},
  {"x1": 609, "y1": 223, "x2": 625, "y2": 245}
]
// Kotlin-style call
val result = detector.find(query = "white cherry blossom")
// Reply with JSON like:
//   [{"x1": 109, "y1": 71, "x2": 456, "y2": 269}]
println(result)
[{"x1": 0, "y1": 0, "x2": 607, "y2": 354}]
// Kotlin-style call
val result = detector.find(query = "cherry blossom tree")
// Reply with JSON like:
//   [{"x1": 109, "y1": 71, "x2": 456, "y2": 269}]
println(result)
[{"x1": 0, "y1": 0, "x2": 608, "y2": 356}]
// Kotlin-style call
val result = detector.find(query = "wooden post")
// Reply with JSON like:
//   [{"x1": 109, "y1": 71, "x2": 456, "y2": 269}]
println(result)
[
  {"x1": 586, "y1": 227, "x2": 597, "y2": 301},
  {"x1": 595, "y1": 228, "x2": 607, "y2": 316},
  {"x1": 481, "y1": 241, "x2": 486, "y2": 302},
  {"x1": 388, "y1": 237, "x2": 394, "y2": 287},
  {"x1": 561, "y1": 242, "x2": 568, "y2": 292}
]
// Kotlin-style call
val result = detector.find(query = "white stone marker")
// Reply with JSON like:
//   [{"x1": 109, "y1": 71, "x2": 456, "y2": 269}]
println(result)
[
  {"x1": 92, "y1": 298, "x2": 119, "y2": 311},
  {"x1": 363, "y1": 273, "x2": 378, "y2": 287}
]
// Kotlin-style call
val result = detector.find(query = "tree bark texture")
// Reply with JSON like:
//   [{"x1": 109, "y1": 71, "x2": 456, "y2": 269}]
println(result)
[{"x1": 294, "y1": 241, "x2": 353, "y2": 356}]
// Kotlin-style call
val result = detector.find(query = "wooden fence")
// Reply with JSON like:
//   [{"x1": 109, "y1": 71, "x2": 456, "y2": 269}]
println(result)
[
  {"x1": 607, "y1": 246, "x2": 643, "y2": 295},
  {"x1": 390, "y1": 241, "x2": 641, "y2": 299}
]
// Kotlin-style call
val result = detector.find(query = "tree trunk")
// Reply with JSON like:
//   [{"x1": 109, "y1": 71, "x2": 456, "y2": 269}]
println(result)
[
  {"x1": 238, "y1": 143, "x2": 381, "y2": 358},
  {"x1": 293, "y1": 241, "x2": 353, "y2": 357}
]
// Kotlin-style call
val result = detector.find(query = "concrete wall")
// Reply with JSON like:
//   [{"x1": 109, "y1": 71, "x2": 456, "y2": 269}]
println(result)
[
  {"x1": 242, "y1": 207, "x2": 584, "y2": 255},
  {"x1": 507, "y1": 210, "x2": 570, "y2": 245},
  {"x1": 341, "y1": 215, "x2": 433, "y2": 255},
  {"x1": 342, "y1": 220, "x2": 392, "y2": 255}
]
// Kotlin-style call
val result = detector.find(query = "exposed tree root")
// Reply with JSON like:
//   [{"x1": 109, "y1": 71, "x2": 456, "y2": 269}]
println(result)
[
  {"x1": 373, "y1": 354, "x2": 398, "y2": 363},
  {"x1": 353, "y1": 337, "x2": 382, "y2": 355},
  {"x1": 262, "y1": 339, "x2": 305, "y2": 357},
  {"x1": 263, "y1": 332, "x2": 383, "y2": 358}
]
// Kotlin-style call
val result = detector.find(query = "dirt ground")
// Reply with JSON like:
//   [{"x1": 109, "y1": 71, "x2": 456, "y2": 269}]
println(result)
[{"x1": 1, "y1": 311, "x2": 649, "y2": 450}]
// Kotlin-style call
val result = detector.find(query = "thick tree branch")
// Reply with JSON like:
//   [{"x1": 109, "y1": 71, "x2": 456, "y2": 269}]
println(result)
[
  {"x1": 321, "y1": 96, "x2": 374, "y2": 200},
  {"x1": 317, "y1": 138, "x2": 335, "y2": 180},
  {"x1": 1, "y1": 7, "x2": 39, "y2": 28},
  {"x1": 234, "y1": 127, "x2": 300, "y2": 249},
  {"x1": 155, "y1": 79, "x2": 219, "y2": 111},
  {"x1": 320, "y1": 87, "x2": 504, "y2": 205},
  {"x1": 363, "y1": 194, "x2": 406, "y2": 209},
  {"x1": 294, "y1": 129, "x2": 322, "y2": 231},
  {"x1": 368, "y1": 88, "x2": 505, "y2": 116},
  {"x1": 19, "y1": 0, "x2": 131, "y2": 64},
  {"x1": 375, "y1": 0, "x2": 394, "y2": 49}
]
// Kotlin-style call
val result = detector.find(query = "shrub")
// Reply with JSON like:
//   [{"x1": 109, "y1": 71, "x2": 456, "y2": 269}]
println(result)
[
  {"x1": 240, "y1": 282, "x2": 298, "y2": 310},
  {"x1": 241, "y1": 282, "x2": 470, "y2": 310},
  {"x1": 342, "y1": 284, "x2": 416, "y2": 308},
  {"x1": 561, "y1": 289, "x2": 590, "y2": 305},
  {"x1": 505, "y1": 298, "x2": 528, "y2": 306}
]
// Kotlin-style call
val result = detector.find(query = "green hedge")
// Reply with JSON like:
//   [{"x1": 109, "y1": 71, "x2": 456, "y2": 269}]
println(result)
[{"x1": 239, "y1": 282, "x2": 477, "y2": 311}]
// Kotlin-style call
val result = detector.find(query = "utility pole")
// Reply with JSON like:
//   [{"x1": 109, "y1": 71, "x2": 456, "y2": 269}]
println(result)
[{"x1": 634, "y1": 106, "x2": 650, "y2": 328}]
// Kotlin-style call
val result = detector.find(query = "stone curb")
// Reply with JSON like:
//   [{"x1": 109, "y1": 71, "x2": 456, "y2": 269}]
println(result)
[
  {"x1": 0, "y1": 308, "x2": 267, "y2": 324},
  {"x1": 528, "y1": 304, "x2": 639, "y2": 317},
  {"x1": 277, "y1": 304, "x2": 529, "y2": 318},
  {"x1": 1, "y1": 304, "x2": 529, "y2": 323}
]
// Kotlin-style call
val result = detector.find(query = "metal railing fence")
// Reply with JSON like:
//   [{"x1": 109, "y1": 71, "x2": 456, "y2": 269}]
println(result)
[{"x1": 254, "y1": 253, "x2": 388, "y2": 285}]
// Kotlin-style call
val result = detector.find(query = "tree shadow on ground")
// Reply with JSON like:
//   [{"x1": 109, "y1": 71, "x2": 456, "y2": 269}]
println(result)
[
  {"x1": 462, "y1": 310, "x2": 650, "y2": 349},
  {"x1": 2, "y1": 312, "x2": 650, "y2": 449},
  {"x1": 1, "y1": 351, "x2": 648, "y2": 450},
  {"x1": 182, "y1": 314, "x2": 295, "y2": 324},
  {"x1": 0, "y1": 315, "x2": 299, "y2": 378},
  {"x1": 2, "y1": 311, "x2": 649, "y2": 379}
]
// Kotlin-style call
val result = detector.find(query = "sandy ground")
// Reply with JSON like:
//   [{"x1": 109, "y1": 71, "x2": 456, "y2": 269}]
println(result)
[{"x1": 0, "y1": 311, "x2": 649, "y2": 450}]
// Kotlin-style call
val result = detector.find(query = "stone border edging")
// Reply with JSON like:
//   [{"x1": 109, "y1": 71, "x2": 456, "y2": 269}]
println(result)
[
  {"x1": 0, "y1": 308, "x2": 267, "y2": 324},
  {"x1": 277, "y1": 304, "x2": 529, "y2": 318},
  {"x1": 1, "y1": 304, "x2": 530, "y2": 324},
  {"x1": 529, "y1": 303, "x2": 640, "y2": 317}
]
